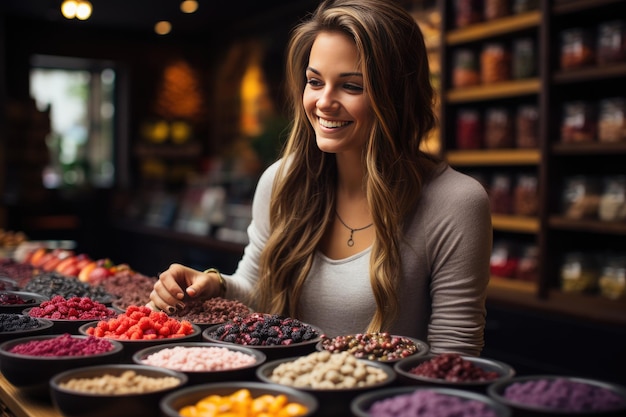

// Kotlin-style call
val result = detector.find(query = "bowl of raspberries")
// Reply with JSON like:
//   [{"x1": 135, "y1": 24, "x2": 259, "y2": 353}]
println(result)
[{"x1": 202, "y1": 312, "x2": 323, "y2": 360}]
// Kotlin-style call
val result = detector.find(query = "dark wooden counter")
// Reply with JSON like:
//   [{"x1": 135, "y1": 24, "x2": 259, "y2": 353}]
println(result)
[{"x1": 0, "y1": 374, "x2": 59, "y2": 417}]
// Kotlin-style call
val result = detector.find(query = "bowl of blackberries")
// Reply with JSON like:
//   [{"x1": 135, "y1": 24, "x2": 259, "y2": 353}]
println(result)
[
  {"x1": 351, "y1": 386, "x2": 512, "y2": 417},
  {"x1": 0, "y1": 313, "x2": 54, "y2": 343},
  {"x1": 316, "y1": 332, "x2": 429, "y2": 364},
  {"x1": 0, "y1": 334, "x2": 123, "y2": 398},
  {"x1": 0, "y1": 290, "x2": 48, "y2": 314},
  {"x1": 202, "y1": 312, "x2": 323, "y2": 360},
  {"x1": 394, "y1": 352, "x2": 515, "y2": 392},
  {"x1": 487, "y1": 375, "x2": 626, "y2": 416}
]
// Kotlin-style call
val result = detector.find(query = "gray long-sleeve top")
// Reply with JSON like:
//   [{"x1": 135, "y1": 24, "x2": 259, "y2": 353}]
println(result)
[{"x1": 224, "y1": 159, "x2": 492, "y2": 356}]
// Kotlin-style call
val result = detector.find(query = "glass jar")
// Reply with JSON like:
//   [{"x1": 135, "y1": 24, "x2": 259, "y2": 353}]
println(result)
[
  {"x1": 599, "y1": 255, "x2": 626, "y2": 300},
  {"x1": 484, "y1": 0, "x2": 509, "y2": 21},
  {"x1": 598, "y1": 97, "x2": 625, "y2": 143},
  {"x1": 515, "y1": 105, "x2": 539, "y2": 148},
  {"x1": 452, "y1": 48, "x2": 480, "y2": 88},
  {"x1": 481, "y1": 42, "x2": 511, "y2": 84},
  {"x1": 560, "y1": 252, "x2": 599, "y2": 293},
  {"x1": 514, "y1": 173, "x2": 539, "y2": 217},
  {"x1": 490, "y1": 240, "x2": 519, "y2": 279},
  {"x1": 484, "y1": 107, "x2": 513, "y2": 149},
  {"x1": 454, "y1": 0, "x2": 482, "y2": 28},
  {"x1": 560, "y1": 27, "x2": 595, "y2": 70},
  {"x1": 597, "y1": 19, "x2": 626, "y2": 65},
  {"x1": 560, "y1": 100, "x2": 597, "y2": 144},
  {"x1": 490, "y1": 173, "x2": 513, "y2": 215},
  {"x1": 516, "y1": 244, "x2": 539, "y2": 282},
  {"x1": 598, "y1": 175, "x2": 626, "y2": 222},
  {"x1": 456, "y1": 109, "x2": 482, "y2": 149},
  {"x1": 512, "y1": 37, "x2": 536, "y2": 79},
  {"x1": 562, "y1": 175, "x2": 601, "y2": 220}
]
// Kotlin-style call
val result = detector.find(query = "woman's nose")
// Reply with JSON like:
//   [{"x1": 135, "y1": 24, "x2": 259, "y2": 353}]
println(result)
[{"x1": 316, "y1": 87, "x2": 339, "y2": 111}]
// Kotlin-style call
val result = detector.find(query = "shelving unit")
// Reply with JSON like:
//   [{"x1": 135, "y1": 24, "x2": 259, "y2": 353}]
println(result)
[{"x1": 440, "y1": 0, "x2": 626, "y2": 325}]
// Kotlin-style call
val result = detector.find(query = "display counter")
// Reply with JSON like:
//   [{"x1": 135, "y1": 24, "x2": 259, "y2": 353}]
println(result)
[{"x1": 0, "y1": 374, "x2": 58, "y2": 417}]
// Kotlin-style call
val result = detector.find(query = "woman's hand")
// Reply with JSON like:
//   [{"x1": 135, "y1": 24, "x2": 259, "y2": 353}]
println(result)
[{"x1": 148, "y1": 263, "x2": 218, "y2": 313}]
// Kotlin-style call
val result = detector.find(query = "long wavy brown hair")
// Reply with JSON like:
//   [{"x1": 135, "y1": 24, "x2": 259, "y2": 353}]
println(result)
[{"x1": 255, "y1": 0, "x2": 439, "y2": 332}]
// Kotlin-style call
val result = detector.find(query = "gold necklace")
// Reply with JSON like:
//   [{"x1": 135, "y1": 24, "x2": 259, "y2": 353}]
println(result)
[{"x1": 335, "y1": 211, "x2": 373, "y2": 247}]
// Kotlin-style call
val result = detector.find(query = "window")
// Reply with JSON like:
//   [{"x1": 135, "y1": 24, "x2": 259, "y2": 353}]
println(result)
[{"x1": 29, "y1": 55, "x2": 116, "y2": 189}]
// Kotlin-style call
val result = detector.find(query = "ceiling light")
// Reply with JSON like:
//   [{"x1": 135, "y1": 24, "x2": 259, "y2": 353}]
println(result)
[
  {"x1": 61, "y1": 0, "x2": 92, "y2": 20},
  {"x1": 180, "y1": 0, "x2": 199, "y2": 14},
  {"x1": 155, "y1": 21, "x2": 172, "y2": 35}
]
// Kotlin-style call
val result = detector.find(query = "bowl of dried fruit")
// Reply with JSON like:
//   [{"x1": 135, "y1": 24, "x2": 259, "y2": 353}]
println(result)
[
  {"x1": 24, "y1": 295, "x2": 118, "y2": 334},
  {"x1": 160, "y1": 381, "x2": 318, "y2": 417},
  {"x1": 316, "y1": 332, "x2": 429, "y2": 364},
  {"x1": 78, "y1": 304, "x2": 201, "y2": 362},
  {"x1": 256, "y1": 350, "x2": 396, "y2": 417},
  {"x1": 0, "y1": 334, "x2": 123, "y2": 399},
  {"x1": 202, "y1": 312, "x2": 323, "y2": 361},
  {"x1": 0, "y1": 290, "x2": 48, "y2": 314},
  {"x1": 487, "y1": 375, "x2": 626, "y2": 416},
  {"x1": 394, "y1": 352, "x2": 515, "y2": 392},
  {"x1": 0, "y1": 313, "x2": 54, "y2": 343},
  {"x1": 51, "y1": 364, "x2": 188, "y2": 417}
]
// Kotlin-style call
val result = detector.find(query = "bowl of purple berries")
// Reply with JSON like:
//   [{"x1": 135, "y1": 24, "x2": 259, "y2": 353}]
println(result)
[
  {"x1": 394, "y1": 352, "x2": 515, "y2": 392},
  {"x1": 0, "y1": 290, "x2": 48, "y2": 314},
  {"x1": 351, "y1": 386, "x2": 511, "y2": 417},
  {"x1": 487, "y1": 375, "x2": 626, "y2": 416},
  {"x1": 316, "y1": 332, "x2": 429, "y2": 364},
  {"x1": 202, "y1": 312, "x2": 324, "y2": 361},
  {"x1": 0, "y1": 313, "x2": 54, "y2": 343}
]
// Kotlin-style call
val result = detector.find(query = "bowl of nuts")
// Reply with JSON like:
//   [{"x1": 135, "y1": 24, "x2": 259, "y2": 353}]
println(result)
[
  {"x1": 202, "y1": 312, "x2": 323, "y2": 360},
  {"x1": 316, "y1": 332, "x2": 429, "y2": 364},
  {"x1": 50, "y1": 364, "x2": 188, "y2": 417},
  {"x1": 256, "y1": 350, "x2": 396, "y2": 417},
  {"x1": 394, "y1": 352, "x2": 515, "y2": 392}
]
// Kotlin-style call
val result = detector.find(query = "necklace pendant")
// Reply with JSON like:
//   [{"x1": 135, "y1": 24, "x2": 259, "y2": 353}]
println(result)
[{"x1": 347, "y1": 238, "x2": 355, "y2": 247}]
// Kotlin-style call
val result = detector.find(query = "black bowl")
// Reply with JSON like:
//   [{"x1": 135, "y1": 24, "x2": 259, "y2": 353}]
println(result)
[
  {"x1": 0, "y1": 314, "x2": 54, "y2": 343},
  {"x1": 160, "y1": 381, "x2": 318, "y2": 417},
  {"x1": 50, "y1": 364, "x2": 188, "y2": 417},
  {"x1": 23, "y1": 307, "x2": 118, "y2": 335},
  {"x1": 256, "y1": 351, "x2": 396, "y2": 417},
  {"x1": 0, "y1": 334, "x2": 123, "y2": 398},
  {"x1": 488, "y1": 375, "x2": 626, "y2": 416},
  {"x1": 202, "y1": 321, "x2": 323, "y2": 361},
  {"x1": 316, "y1": 333, "x2": 430, "y2": 364},
  {"x1": 394, "y1": 353, "x2": 515, "y2": 392},
  {"x1": 351, "y1": 386, "x2": 512, "y2": 417},
  {"x1": 132, "y1": 341, "x2": 267, "y2": 385},
  {"x1": 0, "y1": 276, "x2": 19, "y2": 291},
  {"x1": 78, "y1": 321, "x2": 202, "y2": 362},
  {"x1": 0, "y1": 291, "x2": 48, "y2": 314}
]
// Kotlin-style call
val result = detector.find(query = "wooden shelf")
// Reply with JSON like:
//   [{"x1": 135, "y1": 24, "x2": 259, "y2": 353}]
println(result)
[
  {"x1": 446, "y1": 11, "x2": 541, "y2": 45},
  {"x1": 492, "y1": 214, "x2": 540, "y2": 234},
  {"x1": 552, "y1": 63, "x2": 626, "y2": 84},
  {"x1": 446, "y1": 79, "x2": 541, "y2": 103},
  {"x1": 552, "y1": 142, "x2": 626, "y2": 155},
  {"x1": 549, "y1": 216, "x2": 626, "y2": 235},
  {"x1": 446, "y1": 149, "x2": 541, "y2": 166},
  {"x1": 552, "y1": 0, "x2": 623, "y2": 14}
]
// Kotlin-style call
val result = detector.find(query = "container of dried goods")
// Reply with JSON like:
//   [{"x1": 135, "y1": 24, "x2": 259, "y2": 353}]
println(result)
[
  {"x1": 560, "y1": 27, "x2": 595, "y2": 70},
  {"x1": 562, "y1": 175, "x2": 601, "y2": 220},
  {"x1": 452, "y1": 48, "x2": 480, "y2": 88},
  {"x1": 513, "y1": 173, "x2": 539, "y2": 217},
  {"x1": 484, "y1": 107, "x2": 513, "y2": 149},
  {"x1": 256, "y1": 350, "x2": 395, "y2": 417},
  {"x1": 598, "y1": 97, "x2": 625, "y2": 143},
  {"x1": 160, "y1": 381, "x2": 318, "y2": 417},
  {"x1": 597, "y1": 19, "x2": 625, "y2": 65},
  {"x1": 515, "y1": 104, "x2": 539, "y2": 148},
  {"x1": 599, "y1": 255, "x2": 626, "y2": 301},
  {"x1": 481, "y1": 42, "x2": 511, "y2": 84},
  {"x1": 51, "y1": 364, "x2": 188, "y2": 417},
  {"x1": 488, "y1": 375, "x2": 626, "y2": 416},
  {"x1": 352, "y1": 386, "x2": 512, "y2": 417},
  {"x1": 456, "y1": 108, "x2": 482, "y2": 149},
  {"x1": 316, "y1": 332, "x2": 429, "y2": 364},
  {"x1": 560, "y1": 252, "x2": 600, "y2": 293}
]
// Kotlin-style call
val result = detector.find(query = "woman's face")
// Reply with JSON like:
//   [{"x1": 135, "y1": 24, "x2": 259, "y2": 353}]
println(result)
[{"x1": 303, "y1": 31, "x2": 373, "y2": 155}]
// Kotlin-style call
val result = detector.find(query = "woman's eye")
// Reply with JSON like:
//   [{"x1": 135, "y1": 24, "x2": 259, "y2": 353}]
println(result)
[
  {"x1": 344, "y1": 83, "x2": 363, "y2": 92},
  {"x1": 306, "y1": 79, "x2": 322, "y2": 87}
]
